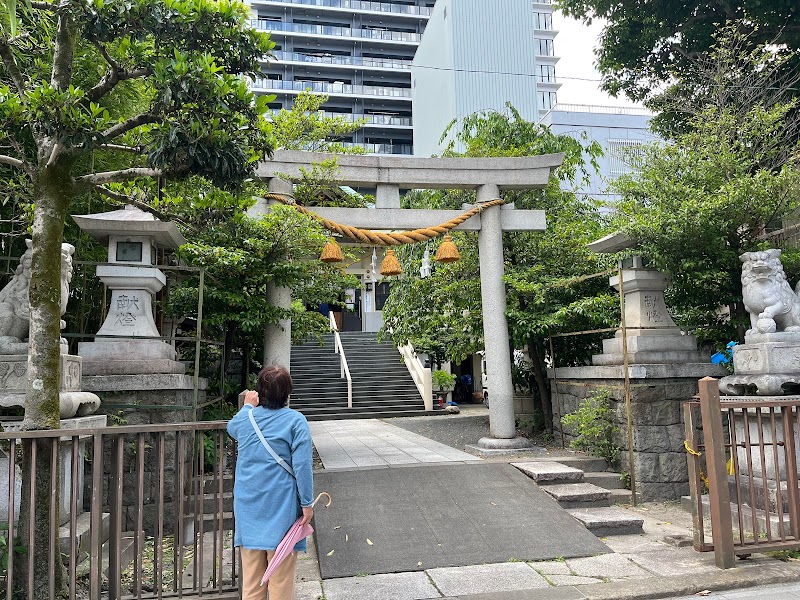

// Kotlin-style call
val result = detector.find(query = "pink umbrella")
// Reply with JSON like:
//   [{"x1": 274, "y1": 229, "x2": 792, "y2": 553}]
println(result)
[{"x1": 260, "y1": 492, "x2": 332, "y2": 586}]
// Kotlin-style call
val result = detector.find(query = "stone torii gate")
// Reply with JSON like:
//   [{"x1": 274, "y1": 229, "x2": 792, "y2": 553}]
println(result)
[{"x1": 254, "y1": 150, "x2": 563, "y2": 453}]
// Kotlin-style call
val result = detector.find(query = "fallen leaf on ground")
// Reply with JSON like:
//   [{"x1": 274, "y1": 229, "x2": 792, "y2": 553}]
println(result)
[
  {"x1": 333, "y1": 526, "x2": 341, "y2": 530},
  {"x1": 695, "y1": 591, "x2": 711, "y2": 596},
  {"x1": 345, "y1": 534, "x2": 348, "y2": 542},
  {"x1": 326, "y1": 550, "x2": 335, "y2": 556},
  {"x1": 490, "y1": 502, "x2": 497, "y2": 506},
  {"x1": 417, "y1": 562, "x2": 423, "y2": 567},
  {"x1": 366, "y1": 539, "x2": 374, "y2": 545}
]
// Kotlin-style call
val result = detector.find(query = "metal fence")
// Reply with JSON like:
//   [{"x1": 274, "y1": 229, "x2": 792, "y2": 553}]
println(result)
[
  {"x1": 686, "y1": 379, "x2": 800, "y2": 568},
  {"x1": 0, "y1": 421, "x2": 237, "y2": 600}
]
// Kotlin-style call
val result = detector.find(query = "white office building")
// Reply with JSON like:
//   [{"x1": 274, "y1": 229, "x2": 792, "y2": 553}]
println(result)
[{"x1": 411, "y1": 0, "x2": 559, "y2": 156}]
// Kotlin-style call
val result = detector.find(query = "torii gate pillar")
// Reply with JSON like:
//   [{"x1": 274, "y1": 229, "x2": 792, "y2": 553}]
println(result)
[
  {"x1": 476, "y1": 184, "x2": 517, "y2": 442},
  {"x1": 256, "y1": 151, "x2": 563, "y2": 453}
]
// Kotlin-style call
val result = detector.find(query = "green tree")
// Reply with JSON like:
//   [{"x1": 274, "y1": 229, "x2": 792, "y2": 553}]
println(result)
[
  {"x1": 558, "y1": 1, "x2": 800, "y2": 104},
  {"x1": 381, "y1": 105, "x2": 615, "y2": 430},
  {"x1": 610, "y1": 33, "x2": 800, "y2": 344},
  {"x1": 0, "y1": 0, "x2": 273, "y2": 594}
]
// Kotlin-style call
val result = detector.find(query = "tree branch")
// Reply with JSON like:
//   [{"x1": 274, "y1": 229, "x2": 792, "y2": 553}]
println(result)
[
  {"x1": 98, "y1": 143, "x2": 145, "y2": 154},
  {"x1": 50, "y1": 0, "x2": 76, "y2": 91},
  {"x1": 102, "y1": 113, "x2": 159, "y2": 141},
  {"x1": 76, "y1": 167, "x2": 162, "y2": 186},
  {"x1": 0, "y1": 38, "x2": 26, "y2": 93},
  {"x1": 0, "y1": 154, "x2": 28, "y2": 171},
  {"x1": 85, "y1": 67, "x2": 150, "y2": 103},
  {"x1": 93, "y1": 186, "x2": 191, "y2": 228}
]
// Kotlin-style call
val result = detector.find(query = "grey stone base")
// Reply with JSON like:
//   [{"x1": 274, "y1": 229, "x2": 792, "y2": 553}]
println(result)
[
  {"x1": 82, "y1": 358, "x2": 185, "y2": 376},
  {"x1": 79, "y1": 339, "x2": 177, "y2": 361},
  {"x1": 465, "y1": 436, "x2": 546, "y2": 457},
  {"x1": 719, "y1": 373, "x2": 800, "y2": 395}
]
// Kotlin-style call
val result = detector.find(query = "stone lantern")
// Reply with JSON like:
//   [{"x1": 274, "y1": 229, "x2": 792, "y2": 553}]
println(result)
[{"x1": 73, "y1": 205, "x2": 187, "y2": 375}]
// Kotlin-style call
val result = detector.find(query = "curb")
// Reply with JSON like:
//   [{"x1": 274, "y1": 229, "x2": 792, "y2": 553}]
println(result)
[{"x1": 440, "y1": 561, "x2": 800, "y2": 600}]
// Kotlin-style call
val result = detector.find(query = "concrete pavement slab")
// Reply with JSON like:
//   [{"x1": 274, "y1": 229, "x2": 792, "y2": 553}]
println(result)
[
  {"x1": 426, "y1": 563, "x2": 550, "y2": 596},
  {"x1": 529, "y1": 561, "x2": 573, "y2": 576},
  {"x1": 623, "y1": 546, "x2": 721, "y2": 577},
  {"x1": 547, "y1": 575, "x2": 604, "y2": 586},
  {"x1": 321, "y1": 572, "x2": 441, "y2": 600},
  {"x1": 313, "y1": 462, "x2": 609, "y2": 578},
  {"x1": 447, "y1": 588, "x2": 588, "y2": 600},
  {"x1": 598, "y1": 534, "x2": 671, "y2": 554},
  {"x1": 565, "y1": 553, "x2": 652, "y2": 579},
  {"x1": 295, "y1": 580, "x2": 324, "y2": 600},
  {"x1": 311, "y1": 419, "x2": 480, "y2": 469}
]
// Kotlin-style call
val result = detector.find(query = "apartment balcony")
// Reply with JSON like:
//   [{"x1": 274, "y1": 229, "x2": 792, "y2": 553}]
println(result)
[
  {"x1": 254, "y1": 78, "x2": 412, "y2": 100},
  {"x1": 268, "y1": 108, "x2": 413, "y2": 127},
  {"x1": 249, "y1": 0, "x2": 431, "y2": 19},
  {"x1": 271, "y1": 50, "x2": 412, "y2": 71},
  {"x1": 254, "y1": 20, "x2": 422, "y2": 45},
  {"x1": 342, "y1": 141, "x2": 413, "y2": 154}
]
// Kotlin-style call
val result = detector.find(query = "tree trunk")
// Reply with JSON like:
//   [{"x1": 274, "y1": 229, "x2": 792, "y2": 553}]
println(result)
[
  {"x1": 529, "y1": 337, "x2": 553, "y2": 432},
  {"x1": 15, "y1": 167, "x2": 72, "y2": 597},
  {"x1": 240, "y1": 340, "x2": 250, "y2": 391}
]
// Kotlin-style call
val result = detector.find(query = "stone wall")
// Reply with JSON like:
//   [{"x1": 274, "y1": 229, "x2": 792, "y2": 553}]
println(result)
[
  {"x1": 83, "y1": 374, "x2": 208, "y2": 533},
  {"x1": 551, "y1": 365, "x2": 725, "y2": 501}
]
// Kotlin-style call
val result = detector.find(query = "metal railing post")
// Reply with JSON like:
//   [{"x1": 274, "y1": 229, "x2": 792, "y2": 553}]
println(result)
[{"x1": 698, "y1": 377, "x2": 736, "y2": 568}]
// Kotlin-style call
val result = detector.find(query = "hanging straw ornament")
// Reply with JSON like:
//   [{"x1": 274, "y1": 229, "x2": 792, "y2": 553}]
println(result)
[
  {"x1": 380, "y1": 248, "x2": 402, "y2": 276},
  {"x1": 320, "y1": 238, "x2": 344, "y2": 263},
  {"x1": 435, "y1": 235, "x2": 460, "y2": 263}
]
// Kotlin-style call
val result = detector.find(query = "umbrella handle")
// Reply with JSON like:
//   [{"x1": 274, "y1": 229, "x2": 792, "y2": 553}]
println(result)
[{"x1": 312, "y1": 492, "x2": 332, "y2": 508}]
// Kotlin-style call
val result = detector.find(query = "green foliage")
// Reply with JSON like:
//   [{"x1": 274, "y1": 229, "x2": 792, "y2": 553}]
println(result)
[
  {"x1": 557, "y1": 2, "x2": 800, "y2": 105},
  {"x1": 609, "y1": 33, "x2": 800, "y2": 343},
  {"x1": 561, "y1": 388, "x2": 619, "y2": 466},
  {"x1": 271, "y1": 91, "x2": 366, "y2": 153},
  {"x1": 0, "y1": 522, "x2": 27, "y2": 579},
  {"x1": 431, "y1": 370, "x2": 456, "y2": 391}
]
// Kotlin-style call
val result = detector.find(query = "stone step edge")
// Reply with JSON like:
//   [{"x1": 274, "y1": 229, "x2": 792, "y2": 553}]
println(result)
[{"x1": 567, "y1": 507, "x2": 645, "y2": 537}]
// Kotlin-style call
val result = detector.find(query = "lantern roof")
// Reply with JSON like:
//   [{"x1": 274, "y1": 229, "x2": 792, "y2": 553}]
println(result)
[{"x1": 72, "y1": 204, "x2": 186, "y2": 248}]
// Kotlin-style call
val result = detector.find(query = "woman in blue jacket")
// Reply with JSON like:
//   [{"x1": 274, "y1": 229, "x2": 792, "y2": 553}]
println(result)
[{"x1": 227, "y1": 365, "x2": 314, "y2": 600}]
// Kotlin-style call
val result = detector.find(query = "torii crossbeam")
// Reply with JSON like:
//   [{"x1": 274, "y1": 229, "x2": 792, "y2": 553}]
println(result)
[{"x1": 254, "y1": 150, "x2": 563, "y2": 453}]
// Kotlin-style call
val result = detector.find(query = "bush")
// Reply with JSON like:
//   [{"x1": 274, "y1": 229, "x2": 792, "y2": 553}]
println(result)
[
  {"x1": 432, "y1": 370, "x2": 456, "y2": 391},
  {"x1": 561, "y1": 388, "x2": 619, "y2": 466}
]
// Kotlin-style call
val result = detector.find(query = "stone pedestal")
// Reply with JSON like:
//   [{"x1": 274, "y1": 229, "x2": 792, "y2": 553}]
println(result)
[
  {"x1": 83, "y1": 373, "x2": 206, "y2": 534},
  {"x1": 720, "y1": 332, "x2": 800, "y2": 395},
  {"x1": 550, "y1": 363, "x2": 726, "y2": 500},
  {"x1": 592, "y1": 263, "x2": 707, "y2": 366},
  {"x1": 0, "y1": 414, "x2": 107, "y2": 525},
  {"x1": 0, "y1": 354, "x2": 100, "y2": 418}
]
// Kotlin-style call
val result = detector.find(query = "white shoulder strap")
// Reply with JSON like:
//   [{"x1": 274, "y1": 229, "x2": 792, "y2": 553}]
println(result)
[{"x1": 247, "y1": 408, "x2": 296, "y2": 478}]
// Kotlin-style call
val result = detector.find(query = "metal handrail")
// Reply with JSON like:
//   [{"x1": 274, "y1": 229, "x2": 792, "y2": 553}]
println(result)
[{"x1": 328, "y1": 311, "x2": 353, "y2": 408}]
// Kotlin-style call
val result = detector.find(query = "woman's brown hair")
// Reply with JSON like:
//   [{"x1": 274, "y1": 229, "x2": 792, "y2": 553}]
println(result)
[{"x1": 256, "y1": 365, "x2": 293, "y2": 409}]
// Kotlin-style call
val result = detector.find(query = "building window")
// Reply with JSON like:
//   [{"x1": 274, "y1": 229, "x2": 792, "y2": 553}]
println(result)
[
  {"x1": 537, "y1": 64, "x2": 556, "y2": 83},
  {"x1": 535, "y1": 38, "x2": 554, "y2": 56},
  {"x1": 534, "y1": 12, "x2": 552, "y2": 30},
  {"x1": 376, "y1": 282, "x2": 391, "y2": 311},
  {"x1": 537, "y1": 91, "x2": 557, "y2": 111},
  {"x1": 608, "y1": 139, "x2": 647, "y2": 174}
]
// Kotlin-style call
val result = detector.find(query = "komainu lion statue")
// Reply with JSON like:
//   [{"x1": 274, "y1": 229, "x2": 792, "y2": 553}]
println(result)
[
  {"x1": 741, "y1": 249, "x2": 800, "y2": 335},
  {"x1": 0, "y1": 240, "x2": 75, "y2": 353}
]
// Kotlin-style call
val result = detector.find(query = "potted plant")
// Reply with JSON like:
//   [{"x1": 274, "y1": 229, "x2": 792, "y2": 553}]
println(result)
[{"x1": 431, "y1": 370, "x2": 457, "y2": 406}]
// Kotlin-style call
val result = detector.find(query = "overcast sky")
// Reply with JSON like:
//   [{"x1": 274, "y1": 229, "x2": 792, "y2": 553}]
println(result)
[{"x1": 553, "y1": 11, "x2": 644, "y2": 109}]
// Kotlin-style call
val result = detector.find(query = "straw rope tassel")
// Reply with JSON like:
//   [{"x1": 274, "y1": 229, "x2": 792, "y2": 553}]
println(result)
[
  {"x1": 435, "y1": 235, "x2": 460, "y2": 263},
  {"x1": 380, "y1": 248, "x2": 402, "y2": 276},
  {"x1": 320, "y1": 238, "x2": 344, "y2": 263},
  {"x1": 264, "y1": 193, "x2": 504, "y2": 247}
]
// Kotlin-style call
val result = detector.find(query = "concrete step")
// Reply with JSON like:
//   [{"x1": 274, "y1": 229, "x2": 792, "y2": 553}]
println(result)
[
  {"x1": 609, "y1": 489, "x2": 639, "y2": 504},
  {"x1": 59, "y1": 511, "x2": 110, "y2": 557},
  {"x1": 567, "y1": 507, "x2": 644, "y2": 537},
  {"x1": 540, "y1": 482, "x2": 611, "y2": 509},
  {"x1": 304, "y1": 409, "x2": 436, "y2": 421},
  {"x1": 539, "y1": 456, "x2": 610, "y2": 472},
  {"x1": 584, "y1": 471, "x2": 626, "y2": 490},
  {"x1": 511, "y1": 461, "x2": 585, "y2": 485},
  {"x1": 202, "y1": 474, "x2": 234, "y2": 494}
]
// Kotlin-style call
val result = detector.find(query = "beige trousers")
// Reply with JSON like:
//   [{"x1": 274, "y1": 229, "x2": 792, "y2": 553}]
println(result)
[{"x1": 240, "y1": 548, "x2": 298, "y2": 600}]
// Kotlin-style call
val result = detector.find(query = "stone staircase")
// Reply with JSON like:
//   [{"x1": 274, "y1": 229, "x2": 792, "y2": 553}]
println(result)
[
  {"x1": 512, "y1": 457, "x2": 644, "y2": 537},
  {"x1": 290, "y1": 332, "x2": 430, "y2": 421}
]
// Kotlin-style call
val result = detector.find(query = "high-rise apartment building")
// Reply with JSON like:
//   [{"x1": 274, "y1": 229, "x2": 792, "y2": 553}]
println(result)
[
  {"x1": 248, "y1": 0, "x2": 435, "y2": 155},
  {"x1": 412, "y1": 0, "x2": 560, "y2": 156}
]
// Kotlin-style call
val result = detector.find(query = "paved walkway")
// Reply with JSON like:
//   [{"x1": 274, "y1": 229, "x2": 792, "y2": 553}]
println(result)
[{"x1": 310, "y1": 419, "x2": 480, "y2": 469}]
